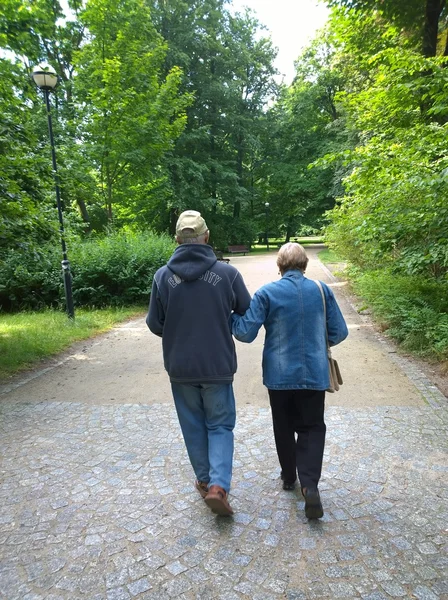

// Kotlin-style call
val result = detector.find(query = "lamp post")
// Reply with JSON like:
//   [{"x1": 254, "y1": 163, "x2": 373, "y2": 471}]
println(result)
[
  {"x1": 264, "y1": 202, "x2": 270, "y2": 251},
  {"x1": 32, "y1": 64, "x2": 75, "y2": 319}
]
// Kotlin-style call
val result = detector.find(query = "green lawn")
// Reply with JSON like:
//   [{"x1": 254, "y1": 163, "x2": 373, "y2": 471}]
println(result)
[
  {"x1": 250, "y1": 236, "x2": 323, "y2": 252},
  {"x1": 0, "y1": 307, "x2": 145, "y2": 379},
  {"x1": 317, "y1": 247, "x2": 344, "y2": 264}
]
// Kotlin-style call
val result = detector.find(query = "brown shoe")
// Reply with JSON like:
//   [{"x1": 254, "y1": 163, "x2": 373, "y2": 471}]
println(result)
[
  {"x1": 204, "y1": 485, "x2": 234, "y2": 516},
  {"x1": 195, "y1": 480, "x2": 208, "y2": 499}
]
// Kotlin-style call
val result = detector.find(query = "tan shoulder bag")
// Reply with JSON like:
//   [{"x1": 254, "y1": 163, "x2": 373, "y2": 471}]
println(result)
[{"x1": 315, "y1": 280, "x2": 343, "y2": 393}]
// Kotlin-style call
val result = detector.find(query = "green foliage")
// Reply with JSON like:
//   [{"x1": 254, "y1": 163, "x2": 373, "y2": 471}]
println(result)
[
  {"x1": 0, "y1": 232, "x2": 175, "y2": 311},
  {"x1": 0, "y1": 244, "x2": 62, "y2": 311},
  {"x1": 351, "y1": 269, "x2": 448, "y2": 359},
  {"x1": 70, "y1": 231, "x2": 175, "y2": 307},
  {"x1": 74, "y1": 0, "x2": 190, "y2": 224},
  {"x1": 149, "y1": 0, "x2": 278, "y2": 227},
  {"x1": 0, "y1": 59, "x2": 59, "y2": 254},
  {"x1": 260, "y1": 35, "x2": 348, "y2": 238},
  {"x1": 325, "y1": 0, "x2": 447, "y2": 57},
  {"x1": 0, "y1": 0, "x2": 92, "y2": 233},
  {"x1": 311, "y1": 5, "x2": 448, "y2": 362},
  {"x1": 207, "y1": 216, "x2": 257, "y2": 250},
  {"x1": 0, "y1": 0, "x2": 284, "y2": 247},
  {"x1": 325, "y1": 50, "x2": 448, "y2": 280},
  {"x1": 0, "y1": 0, "x2": 191, "y2": 235},
  {"x1": 0, "y1": 306, "x2": 144, "y2": 379}
]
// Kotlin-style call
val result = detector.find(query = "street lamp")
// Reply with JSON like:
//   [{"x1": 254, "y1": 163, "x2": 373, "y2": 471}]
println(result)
[
  {"x1": 32, "y1": 64, "x2": 75, "y2": 319},
  {"x1": 264, "y1": 202, "x2": 270, "y2": 251}
]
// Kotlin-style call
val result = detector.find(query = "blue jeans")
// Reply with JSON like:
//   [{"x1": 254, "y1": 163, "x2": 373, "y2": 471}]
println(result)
[{"x1": 171, "y1": 382, "x2": 236, "y2": 492}]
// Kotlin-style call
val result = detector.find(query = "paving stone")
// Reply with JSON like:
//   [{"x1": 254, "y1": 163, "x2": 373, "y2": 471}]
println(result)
[
  {"x1": 286, "y1": 592, "x2": 308, "y2": 600},
  {"x1": 412, "y1": 585, "x2": 440, "y2": 600},
  {"x1": 165, "y1": 560, "x2": 188, "y2": 576},
  {"x1": 362, "y1": 593, "x2": 389, "y2": 600},
  {"x1": 418, "y1": 542, "x2": 439, "y2": 554},
  {"x1": 127, "y1": 577, "x2": 152, "y2": 596},
  {"x1": 1, "y1": 398, "x2": 447, "y2": 599},
  {"x1": 415, "y1": 565, "x2": 438, "y2": 580},
  {"x1": 319, "y1": 550, "x2": 338, "y2": 564},
  {"x1": 329, "y1": 581, "x2": 356, "y2": 597},
  {"x1": 380, "y1": 581, "x2": 408, "y2": 597},
  {"x1": 107, "y1": 587, "x2": 131, "y2": 600}
]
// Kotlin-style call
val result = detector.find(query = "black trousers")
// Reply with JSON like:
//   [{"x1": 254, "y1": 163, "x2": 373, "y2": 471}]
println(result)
[{"x1": 268, "y1": 389, "x2": 326, "y2": 490}]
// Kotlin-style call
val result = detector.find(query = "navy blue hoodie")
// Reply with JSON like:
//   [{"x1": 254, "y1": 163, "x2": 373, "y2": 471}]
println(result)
[{"x1": 146, "y1": 244, "x2": 251, "y2": 383}]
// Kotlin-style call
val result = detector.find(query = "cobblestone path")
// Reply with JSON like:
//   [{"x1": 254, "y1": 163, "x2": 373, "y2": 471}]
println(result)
[{"x1": 1, "y1": 251, "x2": 447, "y2": 599}]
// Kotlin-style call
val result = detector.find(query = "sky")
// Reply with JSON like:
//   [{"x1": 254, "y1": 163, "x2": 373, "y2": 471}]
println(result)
[{"x1": 230, "y1": 0, "x2": 329, "y2": 83}]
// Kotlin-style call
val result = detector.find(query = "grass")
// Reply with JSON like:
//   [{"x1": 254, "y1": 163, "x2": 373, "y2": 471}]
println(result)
[
  {"x1": 251, "y1": 236, "x2": 323, "y2": 252},
  {"x1": 317, "y1": 248, "x2": 344, "y2": 264},
  {"x1": 0, "y1": 306, "x2": 146, "y2": 380}
]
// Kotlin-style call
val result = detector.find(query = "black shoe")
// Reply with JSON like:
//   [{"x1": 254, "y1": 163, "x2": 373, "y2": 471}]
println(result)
[
  {"x1": 280, "y1": 471, "x2": 296, "y2": 491},
  {"x1": 302, "y1": 487, "x2": 323, "y2": 519},
  {"x1": 283, "y1": 481, "x2": 296, "y2": 491}
]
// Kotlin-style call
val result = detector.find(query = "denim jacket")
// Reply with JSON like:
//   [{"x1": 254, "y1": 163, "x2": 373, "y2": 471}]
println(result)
[{"x1": 231, "y1": 271, "x2": 348, "y2": 390}]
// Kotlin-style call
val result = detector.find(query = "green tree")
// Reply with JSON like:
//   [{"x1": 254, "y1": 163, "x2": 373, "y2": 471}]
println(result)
[
  {"x1": 0, "y1": 0, "x2": 97, "y2": 226},
  {"x1": 0, "y1": 58, "x2": 58, "y2": 257},
  {"x1": 325, "y1": 0, "x2": 448, "y2": 57},
  {"x1": 148, "y1": 0, "x2": 278, "y2": 238},
  {"x1": 317, "y1": 7, "x2": 448, "y2": 279},
  {"x1": 326, "y1": 50, "x2": 448, "y2": 279},
  {"x1": 224, "y1": 8, "x2": 277, "y2": 218},
  {"x1": 74, "y1": 0, "x2": 190, "y2": 225},
  {"x1": 261, "y1": 36, "x2": 348, "y2": 240}
]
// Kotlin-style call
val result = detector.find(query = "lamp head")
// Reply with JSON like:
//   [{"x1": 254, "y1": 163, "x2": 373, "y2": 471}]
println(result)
[{"x1": 32, "y1": 64, "x2": 58, "y2": 90}]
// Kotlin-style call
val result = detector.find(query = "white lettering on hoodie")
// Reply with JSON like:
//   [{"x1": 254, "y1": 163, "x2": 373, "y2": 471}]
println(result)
[{"x1": 169, "y1": 271, "x2": 222, "y2": 288}]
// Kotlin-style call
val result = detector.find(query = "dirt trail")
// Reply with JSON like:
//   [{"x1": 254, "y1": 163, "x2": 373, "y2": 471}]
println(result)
[{"x1": 0, "y1": 248, "x2": 434, "y2": 407}]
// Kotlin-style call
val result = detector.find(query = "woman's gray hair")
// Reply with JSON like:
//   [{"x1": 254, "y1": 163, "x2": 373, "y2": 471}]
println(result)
[
  {"x1": 176, "y1": 229, "x2": 209, "y2": 244},
  {"x1": 277, "y1": 242, "x2": 309, "y2": 273}
]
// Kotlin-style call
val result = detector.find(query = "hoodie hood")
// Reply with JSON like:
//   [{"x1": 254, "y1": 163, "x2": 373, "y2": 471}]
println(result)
[{"x1": 167, "y1": 244, "x2": 217, "y2": 282}]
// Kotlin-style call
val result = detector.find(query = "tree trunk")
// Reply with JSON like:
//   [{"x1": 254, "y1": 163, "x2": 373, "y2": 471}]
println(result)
[
  {"x1": 76, "y1": 198, "x2": 90, "y2": 227},
  {"x1": 234, "y1": 132, "x2": 243, "y2": 218},
  {"x1": 106, "y1": 167, "x2": 113, "y2": 222},
  {"x1": 423, "y1": 0, "x2": 444, "y2": 57},
  {"x1": 169, "y1": 207, "x2": 177, "y2": 236}
]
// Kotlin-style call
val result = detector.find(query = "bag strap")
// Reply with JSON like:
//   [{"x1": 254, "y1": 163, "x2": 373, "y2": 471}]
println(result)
[{"x1": 314, "y1": 280, "x2": 331, "y2": 355}]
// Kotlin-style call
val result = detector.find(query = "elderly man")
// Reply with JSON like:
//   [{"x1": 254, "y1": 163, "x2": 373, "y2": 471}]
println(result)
[{"x1": 147, "y1": 210, "x2": 251, "y2": 516}]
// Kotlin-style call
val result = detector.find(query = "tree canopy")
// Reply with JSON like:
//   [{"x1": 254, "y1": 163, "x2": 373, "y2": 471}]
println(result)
[{"x1": 0, "y1": 0, "x2": 446, "y2": 282}]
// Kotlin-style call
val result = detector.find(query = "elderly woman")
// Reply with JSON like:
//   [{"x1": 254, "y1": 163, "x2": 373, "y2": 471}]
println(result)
[{"x1": 232, "y1": 243, "x2": 348, "y2": 519}]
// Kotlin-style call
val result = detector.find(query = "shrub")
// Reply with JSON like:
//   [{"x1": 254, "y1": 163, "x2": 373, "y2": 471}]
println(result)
[
  {"x1": 71, "y1": 231, "x2": 175, "y2": 307},
  {"x1": 295, "y1": 225, "x2": 319, "y2": 237},
  {"x1": 0, "y1": 231, "x2": 175, "y2": 311},
  {"x1": 351, "y1": 269, "x2": 448, "y2": 359},
  {"x1": 0, "y1": 244, "x2": 62, "y2": 311}
]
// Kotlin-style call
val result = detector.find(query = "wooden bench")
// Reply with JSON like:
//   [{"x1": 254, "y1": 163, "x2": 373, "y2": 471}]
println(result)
[
  {"x1": 227, "y1": 245, "x2": 249, "y2": 255},
  {"x1": 213, "y1": 250, "x2": 230, "y2": 263}
]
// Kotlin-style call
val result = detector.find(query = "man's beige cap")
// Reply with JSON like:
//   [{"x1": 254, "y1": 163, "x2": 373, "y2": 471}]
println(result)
[{"x1": 175, "y1": 210, "x2": 208, "y2": 237}]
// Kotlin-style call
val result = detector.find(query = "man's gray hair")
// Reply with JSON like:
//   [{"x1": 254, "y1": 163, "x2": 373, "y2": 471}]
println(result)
[
  {"x1": 277, "y1": 242, "x2": 309, "y2": 273},
  {"x1": 176, "y1": 228, "x2": 209, "y2": 244}
]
